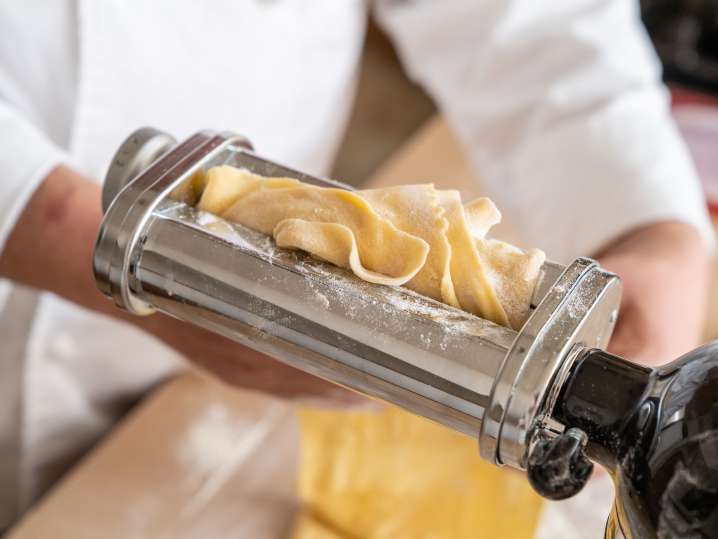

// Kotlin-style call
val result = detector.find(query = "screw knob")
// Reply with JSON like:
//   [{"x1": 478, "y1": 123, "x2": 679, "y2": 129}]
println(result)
[{"x1": 526, "y1": 427, "x2": 593, "y2": 500}]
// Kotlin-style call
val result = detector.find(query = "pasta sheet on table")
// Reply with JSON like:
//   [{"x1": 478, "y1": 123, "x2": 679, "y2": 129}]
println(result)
[{"x1": 291, "y1": 407, "x2": 544, "y2": 539}]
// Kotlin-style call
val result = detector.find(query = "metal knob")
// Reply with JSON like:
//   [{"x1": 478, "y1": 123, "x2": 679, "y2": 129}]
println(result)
[
  {"x1": 527, "y1": 427, "x2": 593, "y2": 500},
  {"x1": 102, "y1": 127, "x2": 177, "y2": 213}
]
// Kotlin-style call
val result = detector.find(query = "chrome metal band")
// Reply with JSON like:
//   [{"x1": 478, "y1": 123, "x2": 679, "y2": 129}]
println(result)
[
  {"x1": 479, "y1": 258, "x2": 621, "y2": 469},
  {"x1": 94, "y1": 130, "x2": 251, "y2": 315}
]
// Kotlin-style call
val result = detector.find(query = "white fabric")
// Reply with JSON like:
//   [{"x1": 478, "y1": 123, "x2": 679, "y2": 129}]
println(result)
[
  {"x1": 0, "y1": 0, "x2": 366, "y2": 526},
  {"x1": 375, "y1": 0, "x2": 714, "y2": 261},
  {"x1": 0, "y1": 0, "x2": 712, "y2": 532}
]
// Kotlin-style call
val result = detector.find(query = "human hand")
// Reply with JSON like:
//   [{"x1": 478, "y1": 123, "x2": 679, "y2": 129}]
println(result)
[{"x1": 595, "y1": 221, "x2": 711, "y2": 367}]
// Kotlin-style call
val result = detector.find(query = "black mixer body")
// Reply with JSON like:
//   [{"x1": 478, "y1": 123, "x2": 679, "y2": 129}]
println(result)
[{"x1": 555, "y1": 344, "x2": 718, "y2": 537}]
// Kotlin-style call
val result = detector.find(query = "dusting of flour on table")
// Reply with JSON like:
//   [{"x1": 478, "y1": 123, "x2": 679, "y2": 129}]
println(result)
[{"x1": 177, "y1": 400, "x2": 285, "y2": 516}]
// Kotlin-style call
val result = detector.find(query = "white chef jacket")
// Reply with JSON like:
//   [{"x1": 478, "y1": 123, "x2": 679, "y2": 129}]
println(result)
[{"x1": 0, "y1": 0, "x2": 712, "y2": 532}]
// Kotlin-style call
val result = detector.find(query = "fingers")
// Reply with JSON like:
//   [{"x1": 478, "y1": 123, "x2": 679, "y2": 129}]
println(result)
[
  {"x1": 605, "y1": 305, "x2": 643, "y2": 360},
  {"x1": 606, "y1": 300, "x2": 678, "y2": 366}
]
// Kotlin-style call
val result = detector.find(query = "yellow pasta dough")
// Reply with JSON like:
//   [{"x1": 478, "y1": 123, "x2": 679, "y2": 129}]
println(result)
[
  {"x1": 195, "y1": 165, "x2": 545, "y2": 329},
  {"x1": 202, "y1": 167, "x2": 431, "y2": 286},
  {"x1": 291, "y1": 407, "x2": 544, "y2": 539},
  {"x1": 360, "y1": 185, "x2": 459, "y2": 308}
]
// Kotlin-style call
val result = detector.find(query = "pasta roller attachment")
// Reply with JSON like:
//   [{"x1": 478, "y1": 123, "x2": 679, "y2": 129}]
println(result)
[{"x1": 95, "y1": 129, "x2": 718, "y2": 537}]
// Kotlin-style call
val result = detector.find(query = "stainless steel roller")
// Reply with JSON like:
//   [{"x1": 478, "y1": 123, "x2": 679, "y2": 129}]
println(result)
[{"x1": 94, "y1": 128, "x2": 620, "y2": 466}]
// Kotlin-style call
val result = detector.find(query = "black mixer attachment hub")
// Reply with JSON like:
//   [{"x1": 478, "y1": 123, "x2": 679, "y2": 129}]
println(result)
[{"x1": 552, "y1": 344, "x2": 718, "y2": 538}]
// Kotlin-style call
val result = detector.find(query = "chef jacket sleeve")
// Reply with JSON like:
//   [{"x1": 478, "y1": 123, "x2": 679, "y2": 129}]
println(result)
[
  {"x1": 374, "y1": 0, "x2": 715, "y2": 262},
  {"x1": 0, "y1": 101, "x2": 69, "y2": 253}
]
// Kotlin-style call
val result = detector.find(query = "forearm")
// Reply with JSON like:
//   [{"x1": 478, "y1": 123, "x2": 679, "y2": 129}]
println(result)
[
  {"x1": 0, "y1": 165, "x2": 346, "y2": 397},
  {"x1": 0, "y1": 165, "x2": 119, "y2": 315},
  {"x1": 0, "y1": 165, "x2": 175, "y2": 342}
]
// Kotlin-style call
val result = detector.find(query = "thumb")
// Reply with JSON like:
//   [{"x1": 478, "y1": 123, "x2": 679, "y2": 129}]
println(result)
[{"x1": 605, "y1": 304, "x2": 652, "y2": 365}]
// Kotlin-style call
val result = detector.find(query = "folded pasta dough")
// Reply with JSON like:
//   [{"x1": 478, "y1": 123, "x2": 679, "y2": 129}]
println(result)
[
  {"x1": 463, "y1": 197, "x2": 545, "y2": 329},
  {"x1": 202, "y1": 166, "x2": 431, "y2": 286},
  {"x1": 359, "y1": 185, "x2": 459, "y2": 308},
  {"x1": 194, "y1": 165, "x2": 545, "y2": 329}
]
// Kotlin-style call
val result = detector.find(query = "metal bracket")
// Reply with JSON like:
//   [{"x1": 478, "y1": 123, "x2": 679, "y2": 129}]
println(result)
[
  {"x1": 479, "y1": 258, "x2": 621, "y2": 469},
  {"x1": 102, "y1": 127, "x2": 178, "y2": 214}
]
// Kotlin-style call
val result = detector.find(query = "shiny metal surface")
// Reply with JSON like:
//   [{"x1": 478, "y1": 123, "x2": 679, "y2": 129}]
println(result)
[
  {"x1": 103, "y1": 127, "x2": 178, "y2": 213},
  {"x1": 94, "y1": 128, "x2": 622, "y2": 470},
  {"x1": 137, "y1": 201, "x2": 517, "y2": 435},
  {"x1": 605, "y1": 505, "x2": 626, "y2": 538},
  {"x1": 480, "y1": 258, "x2": 621, "y2": 468},
  {"x1": 94, "y1": 129, "x2": 252, "y2": 314},
  {"x1": 530, "y1": 260, "x2": 565, "y2": 309}
]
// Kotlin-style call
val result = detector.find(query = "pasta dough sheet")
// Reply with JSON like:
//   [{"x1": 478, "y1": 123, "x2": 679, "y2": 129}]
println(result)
[
  {"x1": 188, "y1": 166, "x2": 545, "y2": 329},
  {"x1": 291, "y1": 406, "x2": 544, "y2": 539}
]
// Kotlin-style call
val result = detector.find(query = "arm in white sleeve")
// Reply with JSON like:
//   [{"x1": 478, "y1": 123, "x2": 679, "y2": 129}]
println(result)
[
  {"x1": 0, "y1": 102, "x2": 69, "y2": 253},
  {"x1": 375, "y1": 0, "x2": 714, "y2": 263}
]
